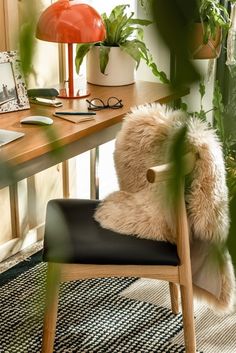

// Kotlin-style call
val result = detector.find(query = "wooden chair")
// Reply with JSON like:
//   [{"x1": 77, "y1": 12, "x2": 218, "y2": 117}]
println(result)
[{"x1": 41, "y1": 152, "x2": 197, "y2": 353}]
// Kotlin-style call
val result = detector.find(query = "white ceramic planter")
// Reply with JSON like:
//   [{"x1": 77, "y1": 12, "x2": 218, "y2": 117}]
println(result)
[{"x1": 86, "y1": 46, "x2": 136, "y2": 86}]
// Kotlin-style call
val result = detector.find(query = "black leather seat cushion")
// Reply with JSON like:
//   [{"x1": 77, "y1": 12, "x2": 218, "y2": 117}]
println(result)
[{"x1": 43, "y1": 199, "x2": 179, "y2": 266}]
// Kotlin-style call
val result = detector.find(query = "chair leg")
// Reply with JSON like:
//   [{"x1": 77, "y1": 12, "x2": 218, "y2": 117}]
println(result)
[
  {"x1": 41, "y1": 263, "x2": 61, "y2": 353},
  {"x1": 169, "y1": 282, "x2": 179, "y2": 314},
  {"x1": 180, "y1": 283, "x2": 196, "y2": 353}
]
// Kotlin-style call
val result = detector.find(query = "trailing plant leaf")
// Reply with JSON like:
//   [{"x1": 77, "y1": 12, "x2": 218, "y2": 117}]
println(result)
[
  {"x1": 196, "y1": 80, "x2": 207, "y2": 121},
  {"x1": 120, "y1": 41, "x2": 142, "y2": 69},
  {"x1": 147, "y1": 61, "x2": 170, "y2": 84},
  {"x1": 199, "y1": 80, "x2": 206, "y2": 100},
  {"x1": 120, "y1": 39, "x2": 169, "y2": 83},
  {"x1": 213, "y1": 80, "x2": 225, "y2": 143},
  {"x1": 135, "y1": 40, "x2": 169, "y2": 83},
  {"x1": 183, "y1": 79, "x2": 236, "y2": 200}
]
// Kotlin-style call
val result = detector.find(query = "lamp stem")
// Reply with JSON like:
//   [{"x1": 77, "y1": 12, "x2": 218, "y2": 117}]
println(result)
[{"x1": 68, "y1": 43, "x2": 74, "y2": 97}]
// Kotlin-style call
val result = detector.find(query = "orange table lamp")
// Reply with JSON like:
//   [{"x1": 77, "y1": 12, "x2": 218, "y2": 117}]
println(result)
[{"x1": 36, "y1": 0, "x2": 106, "y2": 98}]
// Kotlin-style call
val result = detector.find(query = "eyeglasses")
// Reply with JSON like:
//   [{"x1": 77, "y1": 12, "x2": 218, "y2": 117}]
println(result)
[{"x1": 86, "y1": 96, "x2": 123, "y2": 111}]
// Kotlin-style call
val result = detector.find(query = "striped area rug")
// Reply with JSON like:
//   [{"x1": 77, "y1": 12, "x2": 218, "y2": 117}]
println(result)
[{"x1": 0, "y1": 253, "x2": 195, "y2": 353}]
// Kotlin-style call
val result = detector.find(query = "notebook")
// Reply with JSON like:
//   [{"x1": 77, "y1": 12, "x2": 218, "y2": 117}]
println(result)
[{"x1": 0, "y1": 129, "x2": 25, "y2": 147}]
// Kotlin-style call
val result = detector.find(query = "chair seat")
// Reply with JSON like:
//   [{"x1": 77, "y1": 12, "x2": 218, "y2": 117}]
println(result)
[{"x1": 43, "y1": 199, "x2": 179, "y2": 266}]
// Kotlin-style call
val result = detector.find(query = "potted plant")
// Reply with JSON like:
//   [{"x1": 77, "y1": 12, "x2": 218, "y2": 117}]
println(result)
[
  {"x1": 75, "y1": 4, "x2": 169, "y2": 86},
  {"x1": 189, "y1": 0, "x2": 232, "y2": 59}
]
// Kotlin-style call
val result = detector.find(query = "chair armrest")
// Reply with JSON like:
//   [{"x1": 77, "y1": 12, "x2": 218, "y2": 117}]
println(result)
[{"x1": 146, "y1": 152, "x2": 196, "y2": 183}]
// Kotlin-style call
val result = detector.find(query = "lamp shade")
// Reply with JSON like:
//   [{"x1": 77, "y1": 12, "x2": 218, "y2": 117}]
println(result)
[{"x1": 36, "y1": 0, "x2": 106, "y2": 44}]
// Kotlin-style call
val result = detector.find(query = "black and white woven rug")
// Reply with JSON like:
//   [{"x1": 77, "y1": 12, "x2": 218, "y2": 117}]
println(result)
[{"x1": 0, "y1": 252, "x2": 192, "y2": 353}]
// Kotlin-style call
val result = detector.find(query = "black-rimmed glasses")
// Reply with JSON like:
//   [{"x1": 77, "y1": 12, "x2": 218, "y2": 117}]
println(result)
[{"x1": 86, "y1": 96, "x2": 123, "y2": 111}]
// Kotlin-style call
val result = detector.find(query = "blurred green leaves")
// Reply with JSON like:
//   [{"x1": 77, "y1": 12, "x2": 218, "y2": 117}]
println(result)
[
  {"x1": 0, "y1": 158, "x2": 18, "y2": 188},
  {"x1": 19, "y1": 1, "x2": 38, "y2": 81},
  {"x1": 166, "y1": 124, "x2": 188, "y2": 204},
  {"x1": 151, "y1": 0, "x2": 200, "y2": 87}
]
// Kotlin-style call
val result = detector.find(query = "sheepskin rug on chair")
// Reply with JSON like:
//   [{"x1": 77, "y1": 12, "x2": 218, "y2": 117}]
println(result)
[{"x1": 95, "y1": 103, "x2": 236, "y2": 313}]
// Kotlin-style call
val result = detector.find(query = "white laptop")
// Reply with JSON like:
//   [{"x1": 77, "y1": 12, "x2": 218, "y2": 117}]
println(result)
[{"x1": 0, "y1": 129, "x2": 25, "y2": 147}]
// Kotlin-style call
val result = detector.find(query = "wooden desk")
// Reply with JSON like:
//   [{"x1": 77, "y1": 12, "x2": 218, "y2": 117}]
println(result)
[
  {"x1": 0, "y1": 81, "x2": 188, "y2": 261},
  {"x1": 0, "y1": 81, "x2": 187, "y2": 188}
]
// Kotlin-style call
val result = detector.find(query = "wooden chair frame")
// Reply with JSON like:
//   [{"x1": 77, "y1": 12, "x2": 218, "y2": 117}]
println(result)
[{"x1": 41, "y1": 152, "x2": 197, "y2": 353}]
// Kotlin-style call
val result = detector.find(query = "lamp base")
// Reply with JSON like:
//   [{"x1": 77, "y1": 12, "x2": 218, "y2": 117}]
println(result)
[{"x1": 58, "y1": 87, "x2": 90, "y2": 99}]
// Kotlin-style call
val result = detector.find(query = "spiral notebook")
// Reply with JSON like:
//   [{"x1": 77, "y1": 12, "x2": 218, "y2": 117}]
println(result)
[{"x1": 0, "y1": 129, "x2": 25, "y2": 147}]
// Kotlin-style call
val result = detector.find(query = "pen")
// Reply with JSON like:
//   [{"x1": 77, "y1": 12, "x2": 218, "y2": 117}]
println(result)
[{"x1": 55, "y1": 111, "x2": 96, "y2": 116}]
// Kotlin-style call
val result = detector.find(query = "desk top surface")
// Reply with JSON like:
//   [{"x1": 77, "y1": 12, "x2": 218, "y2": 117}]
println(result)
[{"x1": 0, "y1": 81, "x2": 187, "y2": 166}]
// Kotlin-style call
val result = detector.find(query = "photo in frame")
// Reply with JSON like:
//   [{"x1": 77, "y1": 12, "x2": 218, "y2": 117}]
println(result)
[{"x1": 0, "y1": 51, "x2": 30, "y2": 114}]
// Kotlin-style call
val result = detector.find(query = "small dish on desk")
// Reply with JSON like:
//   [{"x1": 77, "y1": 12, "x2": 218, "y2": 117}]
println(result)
[{"x1": 20, "y1": 116, "x2": 53, "y2": 126}]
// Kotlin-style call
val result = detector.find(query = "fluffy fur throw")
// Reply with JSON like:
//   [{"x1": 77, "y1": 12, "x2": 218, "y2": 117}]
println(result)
[{"x1": 95, "y1": 103, "x2": 236, "y2": 313}]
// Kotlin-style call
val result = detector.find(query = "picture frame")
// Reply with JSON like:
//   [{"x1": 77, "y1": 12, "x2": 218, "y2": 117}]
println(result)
[{"x1": 0, "y1": 51, "x2": 30, "y2": 114}]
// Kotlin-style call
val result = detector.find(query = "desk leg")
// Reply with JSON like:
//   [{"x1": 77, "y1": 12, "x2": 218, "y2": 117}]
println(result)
[
  {"x1": 9, "y1": 184, "x2": 21, "y2": 237},
  {"x1": 90, "y1": 147, "x2": 99, "y2": 200},
  {"x1": 27, "y1": 176, "x2": 37, "y2": 229},
  {"x1": 62, "y1": 161, "x2": 70, "y2": 199}
]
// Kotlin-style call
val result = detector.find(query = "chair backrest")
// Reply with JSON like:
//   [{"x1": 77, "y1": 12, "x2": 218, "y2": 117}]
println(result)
[{"x1": 146, "y1": 152, "x2": 197, "y2": 267}]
